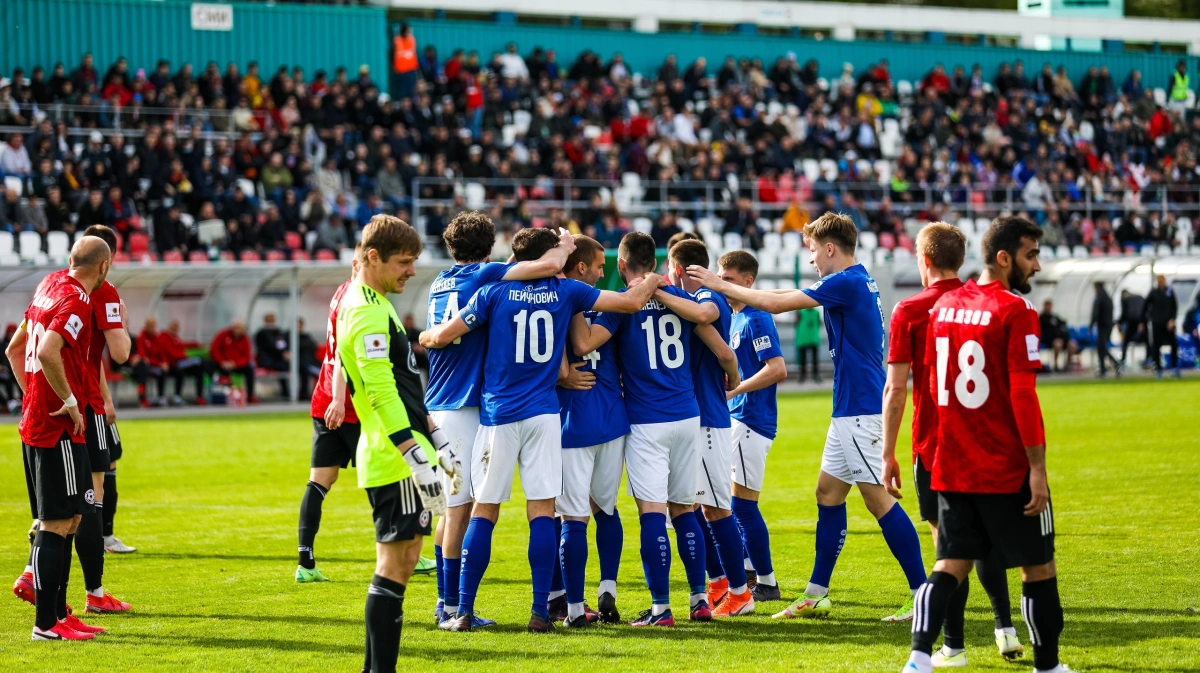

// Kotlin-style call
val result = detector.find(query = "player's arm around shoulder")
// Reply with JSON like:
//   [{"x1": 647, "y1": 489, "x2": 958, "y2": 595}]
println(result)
[
  {"x1": 695, "y1": 322, "x2": 740, "y2": 389},
  {"x1": 422, "y1": 285, "x2": 492, "y2": 349},
  {"x1": 570, "y1": 312, "x2": 613, "y2": 357},
  {"x1": 501, "y1": 231, "x2": 576, "y2": 280},
  {"x1": 591, "y1": 273, "x2": 663, "y2": 315}
]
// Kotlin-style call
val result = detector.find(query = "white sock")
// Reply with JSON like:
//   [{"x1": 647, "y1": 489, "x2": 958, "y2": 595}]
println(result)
[
  {"x1": 805, "y1": 582, "x2": 829, "y2": 597},
  {"x1": 710, "y1": 574, "x2": 726, "y2": 583},
  {"x1": 743, "y1": 558, "x2": 755, "y2": 571},
  {"x1": 757, "y1": 571, "x2": 776, "y2": 587},
  {"x1": 651, "y1": 603, "x2": 669, "y2": 616},
  {"x1": 996, "y1": 626, "x2": 1018, "y2": 637},
  {"x1": 567, "y1": 602, "x2": 585, "y2": 620},
  {"x1": 1035, "y1": 667, "x2": 1064, "y2": 673},
  {"x1": 906, "y1": 651, "x2": 932, "y2": 672},
  {"x1": 548, "y1": 589, "x2": 566, "y2": 601},
  {"x1": 88, "y1": 586, "x2": 104, "y2": 598},
  {"x1": 23, "y1": 565, "x2": 33, "y2": 574},
  {"x1": 598, "y1": 580, "x2": 617, "y2": 598},
  {"x1": 689, "y1": 592, "x2": 706, "y2": 609},
  {"x1": 104, "y1": 535, "x2": 114, "y2": 544},
  {"x1": 729, "y1": 584, "x2": 747, "y2": 595},
  {"x1": 940, "y1": 646, "x2": 964, "y2": 656}
]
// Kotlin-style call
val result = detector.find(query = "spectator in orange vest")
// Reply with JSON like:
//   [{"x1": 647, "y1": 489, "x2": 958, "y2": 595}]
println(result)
[{"x1": 392, "y1": 23, "x2": 418, "y2": 100}]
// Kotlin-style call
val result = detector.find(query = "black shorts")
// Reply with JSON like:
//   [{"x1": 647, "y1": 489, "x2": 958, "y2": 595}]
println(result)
[
  {"x1": 108, "y1": 422, "x2": 123, "y2": 464},
  {"x1": 936, "y1": 474, "x2": 1055, "y2": 569},
  {"x1": 24, "y1": 433, "x2": 92, "y2": 521},
  {"x1": 366, "y1": 478, "x2": 433, "y2": 544},
  {"x1": 311, "y1": 418, "x2": 360, "y2": 468},
  {"x1": 83, "y1": 406, "x2": 110, "y2": 474},
  {"x1": 913, "y1": 456, "x2": 939, "y2": 523}
]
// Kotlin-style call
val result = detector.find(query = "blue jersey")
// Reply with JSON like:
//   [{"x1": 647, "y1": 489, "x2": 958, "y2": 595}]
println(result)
[
  {"x1": 461, "y1": 277, "x2": 600, "y2": 426},
  {"x1": 424, "y1": 262, "x2": 512, "y2": 411},
  {"x1": 728, "y1": 306, "x2": 784, "y2": 439},
  {"x1": 690, "y1": 288, "x2": 733, "y2": 429},
  {"x1": 801, "y1": 264, "x2": 886, "y2": 417},
  {"x1": 596, "y1": 285, "x2": 699, "y2": 425},
  {"x1": 557, "y1": 310, "x2": 629, "y2": 449}
]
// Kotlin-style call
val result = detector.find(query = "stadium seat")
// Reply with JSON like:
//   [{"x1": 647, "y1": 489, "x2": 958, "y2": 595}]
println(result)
[
  {"x1": 632, "y1": 217, "x2": 653, "y2": 235},
  {"x1": 188, "y1": 250, "x2": 210, "y2": 263},
  {"x1": 46, "y1": 231, "x2": 70, "y2": 260},
  {"x1": 285, "y1": 232, "x2": 302, "y2": 250},
  {"x1": 757, "y1": 250, "x2": 779, "y2": 274},
  {"x1": 305, "y1": 231, "x2": 319, "y2": 251},
  {"x1": 703, "y1": 234, "x2": 723, "y2": 255},
  {"x1": 874, "y1": 248, "x2": 889, "y2": 266},
  {"x1": 18, "y1": 231, "x2": 43, "y2": 262},
  {"x1": 879, "y1": 232, "x2": 896, "y2": 250},
  {"x1": 858, "y1": 231, "x2": 878, "y2": 251},
  {"x1": 756, "y1": 218, "x2": 773, "y2": 233},
  {"x1": 315, "y1": 249, "x2": 337, "y2": 261},
  {"x1": 1153, "y1": 88, "x2": 1167, "y2": 106},
  {"x1": 1072, "y1": 246, "x2": 1089, "y2": 258},
  {"x1": 162, "y1": 250, "x2": 184, "y2": 264},
  {"x1": 292, "y1": 249, "x2": 311, "y2": 261},
  {"x1": 782, "y1": 232, "x2": 802, "y2": 251},
  {"x1": 339, "y1": 247, "x2": 356, "y2": 263},
  {"x1": 0, "y1": 232, "x2": 18, "y2": 266},
  {"x1": 677, "y1": 217, "x2": 695, "y2": 233},
  {"x1": 239, "y1": 250, "x2": 261, "y2": 262},
  {"x1": 1054, "y1": 245, "x2": 1070, "y2": 259},
  {"x1": 113, "y1": 251, "x2": 130, "y2": 264},
  {"x1": 975, "y1": 217, "x2": 991, "y2": 232},
  {"x1": 802, "y1": 159, "x2": 820, "y2": 182},
  {"x1": 512, "y1": 109, "x2": 532, "y2": 133},
  {"x1": 465, "y1": 182, "x2": 486, "y2": 209},
  {"x1": 696, "y1": 218, "x2": 716, "y2": 236},
  {"x1": 763, "y1": 232, "x2": 782, "y2": 250},
  {"x1": 128, "y1": 233, "x2": 150, "y2": 256},
  {"x1": 218, "y1": 250, "x2": 235, "y2": 261},
  {"x1": 265, "y1": 250, "x2": 287, "y2": 262},
  {"x1": 723, "y1": 232, "x2": 742, "y2": 251}
]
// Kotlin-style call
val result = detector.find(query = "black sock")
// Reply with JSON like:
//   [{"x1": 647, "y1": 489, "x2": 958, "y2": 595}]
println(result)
[
  {"x1": 1022, "y1": 576, "x2": 1064, "y2": 671},
  {"x1": 943, "y1": 575, "x2": 969, "y2": 650},
  {"x1": 102, "y1": 472, "x2": 117, "y2": 538},
  {"x1": 75, "y1": 502, "x2": 105, "y2": 591},
  {"x1": 975, "y1": 557, "x2": 1013, "y2": 628},
  {"x1": 32, "y1": 530, "x2": 66, "y2": 630},
  {"x1": 911, "y1": 571, "x2": 961, "y2": 655},
  {"x1": 298, "y1": 481, "x2": 328, "y2": 569},
  {"x1": 365, "y1": 574, "x2": 406, "y2": 673},
  {"x1": 59, "y1": 533, "x2": 74, "y2": 620}
]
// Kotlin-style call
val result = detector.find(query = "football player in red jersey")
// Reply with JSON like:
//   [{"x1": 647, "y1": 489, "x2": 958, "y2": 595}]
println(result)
[
  {"x1": 294, "y1": 251, "x2": 362, "y2": 582},
  {"x1": 882, "y1": 223, "x2": 1022, "y2": 665},
  {"x1": 5, "y1": 237, "x2": 111, "y2": 640},
  {"x1": 903, "y1": 216, "x2": 1071, "y2": 673}
]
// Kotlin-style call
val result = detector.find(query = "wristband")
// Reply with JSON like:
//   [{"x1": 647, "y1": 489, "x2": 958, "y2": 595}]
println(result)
[{"x1": 62, "y1": 394, "x2": 78, "y2": 408}]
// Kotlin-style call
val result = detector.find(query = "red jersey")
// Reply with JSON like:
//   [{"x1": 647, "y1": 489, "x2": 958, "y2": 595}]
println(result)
[
  {"x1": 887, "y1": 278, "x2": 963, "y2": 467},
  {"x1": 210, "y1": 328, "x2": 252, "y2": 369},
  {"x1": 924, "y1": 280, "x2": 1043, "y2": 494},
  {"x1": 34, "y1": 272, "x2": 123, "y2": 414},
  {"x1": 310, "y1": 280, "x2": 357, "y2": 423},
  {"x1": 19, "y1": 274, "x2": 93, "y2": 447},
  {"x1": 136, "y1": 330, "x2": 166, "y2": 367},
  {"x1": 157, "y1": 330, "x2": 189, "y2": 363}
]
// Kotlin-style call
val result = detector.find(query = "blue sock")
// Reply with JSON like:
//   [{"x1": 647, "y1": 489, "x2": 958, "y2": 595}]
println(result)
[
  {"x1": 550, "y1": 517, "x2": 564, "y2": 595},
  {"x1": 443, "y1": 556, "x2": 462, "y2": 609},
  {"x1": 878, "y1": 502, "x2": 927, "y2": 591},
  {"x1": 458, "y1": 517, "x2": 495, "y2": 614},
  {"x1": 810, "y1": 502, "x2": 847, "y2": 591},
  {"x1": 696, "y1": 510, "x2": 724, "y2": 580},
  {"x1": 561, "y1": 520, "x2": 588, "y2": 606},
  {"x1": 732, "y1": 496, "x2": 774, "y2": 580},
  {"x1": 709, "y1": 514, "x2": 749, "y2": 589},
  {"x1": 435, "y1": 544, "x2": 444, "y2": 601},
  {"x1": 672, "y1": 513, "x2": 707, "y2": 596},
  {"x1": 639, "y1": 512, "x2": 671, "y2": 605},
  {"x1": 528, "y1": 516, "x2": 556, "y2": 619},
  {"x1": 593, "y1": 508, "x2": 623, "y2": 584}
]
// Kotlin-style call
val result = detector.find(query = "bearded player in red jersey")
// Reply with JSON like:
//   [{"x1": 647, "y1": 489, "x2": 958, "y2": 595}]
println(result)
[
  {"x1": 883, "y1": 222, "x2": 1023, "y2": 666},
  {"x1": 903, "y1": 216, "x2": 1071, "y2": 673},
  {"x1": 13, "y1": 226, "x2": 134, "y2": 617},
  {"x1": 5, "y1": 237, "x2": 112, "y2": 640}
]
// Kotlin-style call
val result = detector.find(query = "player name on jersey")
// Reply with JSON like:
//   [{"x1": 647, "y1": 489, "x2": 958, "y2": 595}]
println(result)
[
  {"x1": 935, "y1": 307, "x2": 994, "y2": 326},
  {"x1": 507, "y1": 287, "x2": 560, "y2": 304}
]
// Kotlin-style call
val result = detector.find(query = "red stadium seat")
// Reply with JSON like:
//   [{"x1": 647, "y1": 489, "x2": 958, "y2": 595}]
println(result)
[
  {"x1": 285, "y1": 232, "x2": 302, "y2": 250},
  {"x1": 218, "y1": 250, "x2": 235, "y2": 261},
  {"x1": 265, "y1": 249, "x2": 287, "y2": 262},
  {"x1": 113, "y1": 251, "x2": 130, "y2": 263},
  {"x1": 879, "y1": 232, "x2": 896, "y2": 250},
  {"x1": 315, "y1": 249, "x2": 337, "y2": 261},
  {"x1": 162, "y1": 250, "x2": 184, "y2": 264},
  {"x1": 239, "y1": 250, "x2": 262, "y2": 262},
  {"x1": 188, "y1": 250, "x2": 210, "y2": 264},
  {"x1": 128, "y1": 233, "x2": 150, "y2": 256},
  {"x1": 291, "y1": 249, "x2": 311, "y2": 261}
]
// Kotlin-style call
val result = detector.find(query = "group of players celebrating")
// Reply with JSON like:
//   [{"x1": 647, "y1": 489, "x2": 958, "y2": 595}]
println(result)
[
  {"x1": 293, "y1": 208, "x2": 1069, "y2": 673},
  {"x1": 11, "y1": 225, "x2": 136, "y2": 641}
]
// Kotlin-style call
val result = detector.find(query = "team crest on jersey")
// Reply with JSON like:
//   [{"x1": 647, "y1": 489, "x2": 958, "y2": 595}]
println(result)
[
  {"x1": 364, "y1": 334, "x2": 388, "y2": 359},
  {"x1": 65, "y1": 314, "x2": 83, "y2": 339},
  {"x1": 84, "y1": 489, "x2": 95, "y2": 505},
  {"x1": 730, "y1": 331, "x2": 741, "y2": 349},
  {"x1": 105, "y1": 303, "x2": 121, "y2": 323},
  {"x1": 753, "y1": 336, "x2": 772, "y2": 352}
]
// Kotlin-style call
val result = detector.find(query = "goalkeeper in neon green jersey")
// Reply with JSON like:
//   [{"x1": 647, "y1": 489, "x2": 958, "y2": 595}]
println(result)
[{"x1": 337, "y1": 215, "x2": 462, "y2": 673}]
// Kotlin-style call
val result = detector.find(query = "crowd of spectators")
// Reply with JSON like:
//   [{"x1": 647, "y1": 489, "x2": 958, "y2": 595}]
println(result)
[{"x1": 1, "y1": 41, "x2": 1198, "y2": 262}]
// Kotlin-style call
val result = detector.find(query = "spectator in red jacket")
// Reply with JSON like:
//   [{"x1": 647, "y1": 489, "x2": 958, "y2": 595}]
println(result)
[
  {"x1": 210, "y1": 319, "x2": 256, "y2": 402},
  {"x1": 134, "y1": 318, "x2": 168, "y2": 407},
  {"x1": 921, "y1": 63, "x2": 951, "y2": 99},
  {"x1": 158, "y1": 319, "x2": 207, "y2": 406}
]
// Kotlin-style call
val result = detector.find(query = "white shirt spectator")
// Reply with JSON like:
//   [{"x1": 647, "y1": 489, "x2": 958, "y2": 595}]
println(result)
[
  {"x1": 673, "y1": 112, "x2": 699, "y2": 146},
  {"x1": 498, "y1": 53, "x2": 529, "y2": 81},
  {"x1": 1023, "y1": 175, "x2": 1051, "y2": 209},
  {"x1": 0, "y1": 140, "x2": 32, "y2": 176}
]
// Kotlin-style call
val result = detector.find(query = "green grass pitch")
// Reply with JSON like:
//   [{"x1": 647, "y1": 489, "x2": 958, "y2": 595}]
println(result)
[{"x1": 1, "y1": 379, "x2": 1197, "y2": 672}]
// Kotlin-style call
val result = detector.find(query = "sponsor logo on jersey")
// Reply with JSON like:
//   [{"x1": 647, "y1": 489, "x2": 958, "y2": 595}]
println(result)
[
  {"x1": 866, "y1": 279, "x2": 880, "y2": 293},
  {"x1": 364, "y1": 334, "x2": 388, "y2": 359},
  {"x1": 65, "y1": 314, "x2": 83, "y2": 339},
  {"x1": 808, "y1": 279, "x2": 824, "y2": 291},
  {"x1": 1026, "y1": 334, "x2": 1040, "y2": 361},
  {"x1": 753, "y1": 336, "x2": 772, "y2": 352},
  {"x1": 695, "y1": 290, "x2": 712, "y2": 301},
  {"x1": 105, "y1": 303, "x2": 121, "y2": 323}
]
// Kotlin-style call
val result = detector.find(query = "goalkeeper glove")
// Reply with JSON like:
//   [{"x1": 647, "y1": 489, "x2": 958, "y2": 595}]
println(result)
[
  {"x1": 403, "y1": 443, "x2": 446, "y2": 517},
  {"x1": 430, "y1": 426, "x2": 463, "y2": 496}
]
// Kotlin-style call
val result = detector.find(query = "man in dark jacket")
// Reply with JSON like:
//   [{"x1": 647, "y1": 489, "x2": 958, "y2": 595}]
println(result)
[
  {"x1": 254, "y1": 313, "x2": 291, "y2": 397},
  {"x1": 1090, "y1": 281, "x2": 1120, "y2": 377},
  {"x1": 1119, "y1": 289, "x2": 1145, "y2": 367},
  {"x1": 1039, "y1": 300, "x2": 1076, "y2": 373},
  {"x1": 1144, "y1": 274, "x2": 1179, "y2": 377}
]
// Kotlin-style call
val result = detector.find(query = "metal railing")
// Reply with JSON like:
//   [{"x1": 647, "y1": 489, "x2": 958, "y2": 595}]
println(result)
[{"x1": 1, "y1": 104, "x2": 244, "y2": 140}]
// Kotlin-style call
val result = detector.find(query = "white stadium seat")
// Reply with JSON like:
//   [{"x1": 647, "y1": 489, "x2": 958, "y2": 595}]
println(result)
[
  {"x1": 47, "y1": 231, "x2": 70, "y2": 260},
  {"x1": 723, "y1": 232, "x2": 742, "y2": 251},
  {"x1": 632, "y1": 217, "x2": 653, "y2": 235},
  {"x1": 18, "y1": 230, "x2": 43, "y2": 262},
  {"x1": 677, "y1": 217, "x2": 695, "y2": 233}
]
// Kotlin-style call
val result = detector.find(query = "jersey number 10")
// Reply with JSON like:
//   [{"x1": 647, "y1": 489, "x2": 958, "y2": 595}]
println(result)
[
  {"x1": 514, "y1": 309, "x2": 553, "y2": 364},
  {"x1": 935, "y1": 337, "x2": 990, "y2": 409}
]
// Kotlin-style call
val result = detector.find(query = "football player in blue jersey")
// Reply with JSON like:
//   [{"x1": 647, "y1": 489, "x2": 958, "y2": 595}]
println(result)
[
  {"x1": 706, "y1": 250, "x2": 789, "y2": 612},
  {"x1": 688, "y1": 214, "x2": 927, "y2": 622},
  {"x1": 555, "y1": 235, "x2": 631, "y2": 627},
  {"x1": 424, "y1": 212, "x2": 576, "y2": 626},
  {"x1": 571, "y1": 232, "x2": 736, "y2": 627},
  {"x1": 421, "y1": 228, "x2": 662, "y2": 633}
]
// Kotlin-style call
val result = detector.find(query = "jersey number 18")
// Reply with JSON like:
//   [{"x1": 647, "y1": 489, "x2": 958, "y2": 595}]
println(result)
[
  {"x1": 641, "y1": 315, "x2": 684, "y2": 370},
  {"x1": 935, "y1": 337, "x2": 990, "y2": 409}
]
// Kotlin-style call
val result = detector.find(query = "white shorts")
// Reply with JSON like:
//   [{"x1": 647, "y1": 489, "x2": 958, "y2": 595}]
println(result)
[
  {"x1": 731, "y1": 420, "x2": 774, "y2": 493},
  {"x1": 820, "y1": 414, "x2": 884, "y2": 486},
  {"x1": 696, "y1": 426, "x2": 734, "y2": 510},
  {"x1": 625, "y1": 418, "x2": 701, "y2": 506},
  {"x1": 557, "y1": 436, "x2": 626, "y2": 518},
  {"x1": 471, "y1": 414, "x2": 563, "y2": 505},
  {"x1": 431, "y1": 407, "x2": 481, "y2": 508}
]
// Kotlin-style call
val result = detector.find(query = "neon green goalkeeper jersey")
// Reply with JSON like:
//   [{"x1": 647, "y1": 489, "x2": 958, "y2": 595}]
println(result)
[{"x1": 336, "y1": 281, "x2": 434, "y2": 488}]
